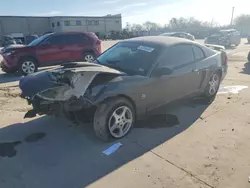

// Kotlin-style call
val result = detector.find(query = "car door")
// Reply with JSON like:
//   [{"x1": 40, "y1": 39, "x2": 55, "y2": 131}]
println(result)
[
  {"x1": 191, "y1": 45, "x2": 207, "y2": 91},
  {"x1": 64, "y1": 33, "x2": 91, "y2": 61},
  {"x1": 36, "y1": 34, "x2": 70, "y2": 64},
  {"x1": 150, "y1": 44, "x2": 200, "y2": 105}
]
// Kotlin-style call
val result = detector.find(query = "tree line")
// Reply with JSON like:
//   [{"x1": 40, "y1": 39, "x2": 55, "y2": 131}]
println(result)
[{"x1": 124, "y1": 15, "x2": 250, "y2": 38}]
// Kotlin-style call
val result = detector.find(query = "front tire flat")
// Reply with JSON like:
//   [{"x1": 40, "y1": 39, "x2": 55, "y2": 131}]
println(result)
[{"x1": 93, "y1": 97, "x2": 135, "y2": 141}]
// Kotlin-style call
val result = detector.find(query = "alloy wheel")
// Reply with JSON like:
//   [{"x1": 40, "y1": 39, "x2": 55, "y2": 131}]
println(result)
[
  {"x1": 85, "y1": 54, "x2": 94, "y2": 62},
  {"x1": 22, "y1": 61, "x2": 36, "y2": 74},
  {"x1": 108, "y1": 106, "x2": 133, "y2": 138},
  {"x1": 208, "y1": 74, "x2": 220, "y2": 96}
]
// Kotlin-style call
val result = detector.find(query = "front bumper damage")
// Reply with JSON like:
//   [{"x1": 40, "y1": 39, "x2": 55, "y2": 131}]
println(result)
[
  {"x1": 19, "y1": 63, "x2": 123, "y2": 119},
  {"x1": 23, "y1": 95, "x2": 93, "y2": 118}
]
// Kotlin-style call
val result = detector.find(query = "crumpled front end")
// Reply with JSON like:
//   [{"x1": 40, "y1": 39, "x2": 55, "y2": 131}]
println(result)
[{"x1": 19, "y1": 64, "x2": 123, "y2": 119}]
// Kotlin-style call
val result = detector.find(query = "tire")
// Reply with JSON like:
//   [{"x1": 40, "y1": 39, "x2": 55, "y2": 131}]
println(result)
[
  {"x1": 203, "y1": 71, "x2": 221, "y2": 101},
  {"x1": 248, "y1": 52, "x2": 250, "y2": 62},
  {"x1": 19, "y1": 58, "x2": 38, "y2": 75},
  {"x1": 82, "y1": 52, "x2": 95, "y2": 62},
  {"x1": 93, "y1": 97, "x2": 135, "y2": 141}
]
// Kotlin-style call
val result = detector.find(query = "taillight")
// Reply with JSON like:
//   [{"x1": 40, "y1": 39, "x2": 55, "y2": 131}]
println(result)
[{"x1": 221, "y1": 51, "x2": 227, "y2": 65}]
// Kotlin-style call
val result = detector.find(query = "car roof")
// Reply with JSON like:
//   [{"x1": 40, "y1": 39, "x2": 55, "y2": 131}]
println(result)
[
  {"x1": 122, "y1": 36, "x2": 195, "y2": 48},
  {"x1": 220, "y1": 29, "x2": 237, "y2": 32},
  {"x1": 52, "y1": 31, "x2": 95, "y2": 36}
]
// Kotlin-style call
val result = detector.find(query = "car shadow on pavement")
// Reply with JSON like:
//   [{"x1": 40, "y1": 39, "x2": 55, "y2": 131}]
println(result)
[
  {"x1": 0, "y1": 72, "x2": 21, "y2": 84},
  {"x1": 0, "y1": 98, "x2": 209, "y2": 188}
]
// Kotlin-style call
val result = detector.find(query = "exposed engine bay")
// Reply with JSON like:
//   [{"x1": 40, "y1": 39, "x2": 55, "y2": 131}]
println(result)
[{"x1": 19, "y1": 62, "x2": 123, "y2": 119}]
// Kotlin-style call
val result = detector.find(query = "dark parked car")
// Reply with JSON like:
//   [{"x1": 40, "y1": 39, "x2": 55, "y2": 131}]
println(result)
[
  {"x1": 19, "y1": 36, "x2": 227, "y2": 141},
  {"x1": 25, "y1": 35, "x2": 39, "y2": 44},
  {"x1": 0, "y1": 35, "x2": 17, "y2": 47},
  {"x1": 205, "y1": 29, "x2": 241, "y2": 47},
  {"x1": 159, "y1": 32, "x2": 195, "y2": 41},
  {"x1": 1, "y1": 32, "x2": 101, "y2": 75}
]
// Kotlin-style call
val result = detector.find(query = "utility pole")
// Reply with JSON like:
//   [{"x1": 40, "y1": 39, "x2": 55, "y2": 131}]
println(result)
[{"x1": 230, "y1": 7, "x2": 235, "y2": 26}]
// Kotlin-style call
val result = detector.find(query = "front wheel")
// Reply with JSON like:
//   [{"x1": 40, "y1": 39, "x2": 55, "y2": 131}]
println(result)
[
  {"x1": 203, "y1": 72, "x2": 221, "y2": 100},
  {"x1": 93, "y1": 97, "x2": 135, "y2": 141},
  {"x1": 19, "y1": 58, "x2": 38, "y2": 75}
]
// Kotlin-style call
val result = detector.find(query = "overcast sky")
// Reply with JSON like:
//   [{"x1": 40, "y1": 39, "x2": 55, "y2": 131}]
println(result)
[{"x1": 0, "y1": 0, "x2": 248, "y2": 27}]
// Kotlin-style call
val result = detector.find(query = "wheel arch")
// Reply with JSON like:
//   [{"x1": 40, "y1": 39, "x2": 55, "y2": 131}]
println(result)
[
  {"x1": 215, "y1": 68, "x2": 222, "y2": 80},
  {"x1": 82, "y1": 49, "x2": 95, "y2": 55},
  {"x1": 18, "y1": 55, "x2": 39, "y2": 66},
  {"x1": 99, "y1": 94, "x2": 137, "y2": 118}
]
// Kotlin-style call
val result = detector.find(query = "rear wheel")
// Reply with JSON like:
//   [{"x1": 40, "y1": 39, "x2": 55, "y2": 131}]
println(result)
[
  {"x1": 82, "y1": 52, "x2": 95, "y2": 62},
  {"x1": 93, "y1": 97, "x2": 135, "y2": 141},
  {"x1": 203, "y1": 72, "x2": 221, "y2": 100},
  {"x1": 19, "y1": 58, "x2": 38, "y2": 75}
]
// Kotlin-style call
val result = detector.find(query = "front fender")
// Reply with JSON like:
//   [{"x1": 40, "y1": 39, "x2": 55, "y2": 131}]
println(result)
[{"x1": 92, "y1": 87, "x2": 147, "y2": 120}]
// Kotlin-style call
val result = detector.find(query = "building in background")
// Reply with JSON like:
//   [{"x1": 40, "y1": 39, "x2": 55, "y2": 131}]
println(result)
[{"x1": 0, "y1": 14, "x2": 122, "y2": 39}]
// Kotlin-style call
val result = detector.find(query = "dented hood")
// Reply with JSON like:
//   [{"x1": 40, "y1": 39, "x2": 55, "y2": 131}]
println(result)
[{"x1": 19, "y1": 62, "x2": 123, "y2": 100}]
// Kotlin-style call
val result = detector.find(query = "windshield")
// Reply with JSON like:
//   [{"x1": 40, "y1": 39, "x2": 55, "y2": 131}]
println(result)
[
  {"x1": 28, "y1": 33, "x2": 52, "y2": 46},
  {"x1": 96, "y1": 42, "x2": 160, "y2": 76}
]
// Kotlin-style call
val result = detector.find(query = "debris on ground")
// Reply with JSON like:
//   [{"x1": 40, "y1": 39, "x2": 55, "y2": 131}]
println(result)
[
  {"x1": 102, "y1": 142, "x2": 122, "y2": 156},
  {"x1": 218, "y1": 85, "x2": 248, "y2": 94}
]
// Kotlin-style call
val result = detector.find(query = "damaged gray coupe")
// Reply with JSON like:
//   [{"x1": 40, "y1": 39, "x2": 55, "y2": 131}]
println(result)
[{"x1": 19, "y1": 36, "x2": 228, "y2": 141}]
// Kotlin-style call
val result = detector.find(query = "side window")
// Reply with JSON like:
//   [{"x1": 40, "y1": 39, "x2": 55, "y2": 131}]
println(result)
[
  {"x1": 66, "y1": 34, "x2": 88, "y2": 44},
  {"x1": 168, "y1": 44, "x2": 195, "y2": 67},
  {"x1": 44, "y1": 35, "x2": 65, "y2": 45},
  {"x1": 173, "y1": 33, "x2": 180, "y2": 37},
  {"x1": 179, "y1": 34, "x2": 186, "y2": 38},
  {"x1": 192, "y1": 45, "x2": 205, "y2": 60}
]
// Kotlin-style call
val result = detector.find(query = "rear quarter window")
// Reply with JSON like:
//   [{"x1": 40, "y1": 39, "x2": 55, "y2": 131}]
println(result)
[
  {"x1": 200, "y1": 45, "x2": 216, "y2": 57},
  {"x1": 192, "y1": 45, "x2": 205, "y2": 60},
  {"x1": 168, "y1": 44, "x2": 195, "y2": 66}
]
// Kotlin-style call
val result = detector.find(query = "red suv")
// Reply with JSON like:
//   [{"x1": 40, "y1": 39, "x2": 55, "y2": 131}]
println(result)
[{"x1": 1, "y1": 32, "x2": 101, "y2": 75}]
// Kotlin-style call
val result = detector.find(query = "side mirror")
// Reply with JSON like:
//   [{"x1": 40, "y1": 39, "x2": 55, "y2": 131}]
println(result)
[{"x1": 153, "y1": 67, "x2": 173, "y2": 77}]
